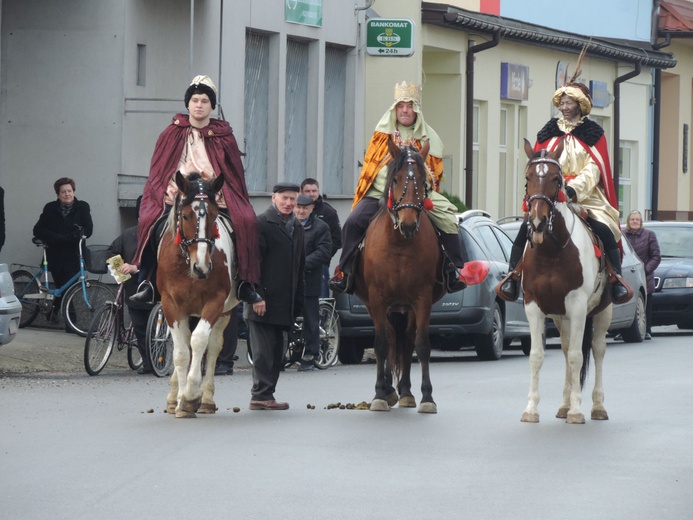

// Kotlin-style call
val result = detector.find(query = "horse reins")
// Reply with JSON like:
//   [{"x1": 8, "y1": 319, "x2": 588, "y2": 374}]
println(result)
[{"x1": 176, "y1": 181, "x2": 217, "y2": 265}]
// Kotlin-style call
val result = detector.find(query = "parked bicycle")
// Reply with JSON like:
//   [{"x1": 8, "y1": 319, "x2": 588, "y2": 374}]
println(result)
[
  {"x1": 146, "y1": 302, "x2": 173, "y2": 378},
  {"x1": 246, "y1": 298, "x2": 340, "y2": 369},
  {"x1": 84, "y1": 283, "x2": 143, "y2": 376},
  {"x1": 11, "y1": 228, "x2": 116, "y2": 336}
]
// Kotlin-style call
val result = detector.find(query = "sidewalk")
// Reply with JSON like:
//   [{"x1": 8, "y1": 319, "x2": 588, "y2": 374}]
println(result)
[
  {"x1": 0, "y1": 325, "x2": 252, "y2": 377},
  {"x1": 0, "y1": 326, "x2": 91, "y2": 376}
]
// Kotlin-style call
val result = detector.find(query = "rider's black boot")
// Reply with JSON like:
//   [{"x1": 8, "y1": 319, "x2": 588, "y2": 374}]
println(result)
[
  {"x1": 499, "y1": 244, "x2": 525, "y2": 302},
  {"x1": 237, "y1": 281, "x2": 263, "y2": 305},
  {"x1": 439, "y1": 233, "x2": 468, "y2": 293},
  {"x1": 606, "y1": 248, "x2": 630, "y2": 304},
  {"x1": 329, "y1": 270, "x2": 350, "y2": 295},
  {"x1": 129, "y1": 281, "x2": 155, "y2": 304}
]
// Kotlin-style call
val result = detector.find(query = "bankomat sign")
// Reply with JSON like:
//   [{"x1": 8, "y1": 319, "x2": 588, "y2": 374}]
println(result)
[{"x1": 366, "y1": 18, "x2": 415, "y2": 57}]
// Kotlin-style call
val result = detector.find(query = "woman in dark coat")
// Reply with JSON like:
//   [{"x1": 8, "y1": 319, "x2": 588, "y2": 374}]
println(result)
[
  {"x1": 623, "y1": 210, "x2": 661, "y2": 339},
  {"x1": 33, "y1": 177, "x2": 93, "y2": 308}
]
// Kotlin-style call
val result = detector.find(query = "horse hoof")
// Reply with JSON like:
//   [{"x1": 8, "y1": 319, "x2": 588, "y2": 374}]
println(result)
[
  {"x1": 556, "y1": 407, "x2": 569, "y2": 419},
  {"x1": 591, "y1": 409, "x2": 609, "y2": 421},
  {"x1": 566, "y1": 412, "x2": 585, "y2": 424},
  {"x1": 198, "y1": 402, "x2": 217, "y2": 414},
  {"x1": 399, "y1": 396, "x2": 416, "y2": 408},
  {"x1": 180, "y1": 397, "x2": 201, "y2": 414},
  {"x1": 175, "y1": 410, "x2": 197, "y2": 419},
  {"x1": 369, "y1": 399, "x2": 390, "y2": 412},
  {"x1": 166, "y1": 402, "x2": 177, "y2": 414},
  {"x1": 417, "y1": 402, "x2": 437, "y2": 414},
  {"x1": 521, "y1": 412, "x2": 540, "y2": 423},
  {"x1": 386, "y1": 391, "x2": 399, "y2": 408}
]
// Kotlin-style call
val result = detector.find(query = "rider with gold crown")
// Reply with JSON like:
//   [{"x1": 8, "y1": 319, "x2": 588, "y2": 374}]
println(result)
[{"x1": 329, "y1": 81, "x2": 466, "y2": 294}]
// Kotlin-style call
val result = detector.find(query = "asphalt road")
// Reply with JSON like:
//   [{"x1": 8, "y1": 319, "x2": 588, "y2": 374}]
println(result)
[{"x1": 1, "y1": 326, "x2": 691, "y2": 520}]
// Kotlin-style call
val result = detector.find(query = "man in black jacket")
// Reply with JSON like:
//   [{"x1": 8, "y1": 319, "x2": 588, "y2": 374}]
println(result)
[
  {"x1": 244, "y1": 183, "x2": 305, "y2": 410},
  {"x1": 294, "y1": 194, "x2": 331, "y2": 371},
  {"x1": 301, "y1": 178, "x2": 341, "y2": 297}
]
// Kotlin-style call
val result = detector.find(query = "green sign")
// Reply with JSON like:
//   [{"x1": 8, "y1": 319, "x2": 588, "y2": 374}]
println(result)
[
  {"x1": 285, "y1": 0, "x2": 323, "y2": 27},
  {"x1": 366, "y1": 18, "x2": 415, "y2": 57}
]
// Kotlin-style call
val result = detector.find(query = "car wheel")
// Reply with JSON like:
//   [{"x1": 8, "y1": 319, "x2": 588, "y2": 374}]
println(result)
[
  {"x1": 475, "y1": 302, "x2": 504, "y2": 361},
  {"x1": 620, "y1": 292, "x2": 646, "y2": 343},
  {"x1": 337, "y1": 338, "x2": 365, "y2": 365}
]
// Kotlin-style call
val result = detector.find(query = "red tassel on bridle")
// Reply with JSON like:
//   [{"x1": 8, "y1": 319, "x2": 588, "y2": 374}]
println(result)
[
  {"x1": 423, "y1": 198, "x2": 434, "y2": 211},
  {"x1": 557, "y1": 190, "x2": 567, "y2": 203},
  {"x1": 387, "y1": 189, "x2": 394, "y2": 210},
  {"x1": 174, "y1": 229, "x2": 182, "y2": 245},
  {"x1": 522, "y1": 197, "x2": 528, "y2": 213}
]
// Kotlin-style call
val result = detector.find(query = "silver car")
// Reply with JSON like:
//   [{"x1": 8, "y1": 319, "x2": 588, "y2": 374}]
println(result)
[{"x1": 0, "y1": 263, "x2": 22, "y2": 345}]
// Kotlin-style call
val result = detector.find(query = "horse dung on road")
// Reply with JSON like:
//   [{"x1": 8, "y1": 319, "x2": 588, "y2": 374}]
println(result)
[
  {"x1": 157, "y1": 171, "x2": 238, "y2": 418},
  {"x1": 354, "y1": 138, "x2": 446, "y2": 413},
  {"x1": 519, "y1": 138, "x2": 612, "y2": 424}
]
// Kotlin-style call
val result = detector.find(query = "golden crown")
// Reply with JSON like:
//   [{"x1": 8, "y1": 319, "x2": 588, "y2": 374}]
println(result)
[{"x1": 394, "y1": 81, "x2": 422, "y2": 105}]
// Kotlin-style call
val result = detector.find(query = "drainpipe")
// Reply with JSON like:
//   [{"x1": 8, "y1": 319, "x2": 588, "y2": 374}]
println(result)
[
  {"x1": 651, "y1": 33, "x2": 672, "y2": 220},
  {"x1": 613, "y1": 61, "x2": 641, "y2": 208},
  {"x1": 465, "y1": 32, "x2": 500, "y2": 209}
]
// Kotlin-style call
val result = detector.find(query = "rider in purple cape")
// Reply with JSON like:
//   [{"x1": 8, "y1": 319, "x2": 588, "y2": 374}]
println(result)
[{"x1": 133, "y1": 75, "x2": 261, "y2": 305}]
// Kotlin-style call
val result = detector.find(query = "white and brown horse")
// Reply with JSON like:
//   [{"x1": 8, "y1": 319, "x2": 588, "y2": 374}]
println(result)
[
  {"x1": 157, "y1": 171, "x2": 238, "y2": 418},
  {"x1": 520, "y1": 139, "x2": 612, "y2": 424}
]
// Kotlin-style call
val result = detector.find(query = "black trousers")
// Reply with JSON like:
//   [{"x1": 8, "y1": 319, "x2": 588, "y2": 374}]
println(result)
[
  {"x1": 248, "y1": 320, "x2": 286, "y2": 401},
  {"x1": 217, "y1": 306, "x2": 239, "y2": 366},
  {"x1": 302, "y1": 296, "x2": 320, "y2": 357},
  {"x1": 128, "y1": 305, "x2": 151, "y2": 370}
]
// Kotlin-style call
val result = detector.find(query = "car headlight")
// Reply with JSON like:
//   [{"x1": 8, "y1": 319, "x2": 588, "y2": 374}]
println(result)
[{"x1": 662, "y1": 277, "x2": 693, "y2": 289}]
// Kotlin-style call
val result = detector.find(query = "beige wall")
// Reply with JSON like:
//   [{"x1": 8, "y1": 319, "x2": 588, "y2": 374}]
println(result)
[{"x1": 659, "y1": 39, "x2": 693, "y2": 220}]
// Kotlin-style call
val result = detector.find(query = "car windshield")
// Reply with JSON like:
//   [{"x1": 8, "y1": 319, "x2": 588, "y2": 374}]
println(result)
[{"x1": 647, "y1": 225, "x2": 693, "y2": 258}]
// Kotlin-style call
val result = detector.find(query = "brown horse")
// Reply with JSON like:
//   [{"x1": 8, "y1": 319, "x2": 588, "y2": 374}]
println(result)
[
  {"x1": 354, "y1": 138, "x2": 446, "y2": 413},
  {"x1": 520, "y1": 139, "x2": 612, "y2": 424},
  {"x1": 157, "y1": 171, "x2": 238, "y2": 418}
]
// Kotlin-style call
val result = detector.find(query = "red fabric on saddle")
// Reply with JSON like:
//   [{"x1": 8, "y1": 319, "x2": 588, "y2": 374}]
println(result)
[{"x1": 594, "y1": 244, "x2": 601, "y2": 258}]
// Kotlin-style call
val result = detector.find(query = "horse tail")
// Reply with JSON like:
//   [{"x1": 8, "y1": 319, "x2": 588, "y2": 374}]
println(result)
[
  {"x1": 388, "y1": 312, "x2": 408, "y2": 382},
  {"x1": 580, "y1": 316, "x2": 593, "y2": 389}
]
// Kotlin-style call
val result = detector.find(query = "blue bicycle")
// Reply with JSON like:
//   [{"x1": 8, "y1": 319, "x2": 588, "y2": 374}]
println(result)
[{"x1": 11, "y1": 228, "x2": 116, "y2": 337}]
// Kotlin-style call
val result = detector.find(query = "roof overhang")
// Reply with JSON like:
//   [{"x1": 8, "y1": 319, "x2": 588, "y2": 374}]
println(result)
[{"x1": 422, "y1": 2, "x2": 677, "y2": 69}]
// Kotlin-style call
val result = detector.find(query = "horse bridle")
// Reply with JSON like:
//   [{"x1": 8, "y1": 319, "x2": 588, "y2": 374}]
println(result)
[
  {"x1": 525, "y1": 150, "x2": 565, "y2": 237},
  {"x1": 388, "y1": 148, "x2": 429, "y2": 226},
  {"x1": 176, "y1": 182, "x2": 216, "y2": 264}
]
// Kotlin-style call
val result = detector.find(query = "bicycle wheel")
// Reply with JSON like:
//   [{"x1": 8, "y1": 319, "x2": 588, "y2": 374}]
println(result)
[
  {"x1": 314, "y1": 301, "x2": 340, "y2": 369},
  {"x1": 84, "y1": 303, "x2": 117, "y2": 376},
  {"x1": 63, "y1": 280, "x2": 117, "y2": 337},
  {"x1": 146, "y1": 303, "x2": 173, "y2": 378},
  {"x1": 11, "y1": 269, "x2": 41, "y2": 328},
  {"x1": 127, "y1": 328, "x2": 144, "y2": 371}
]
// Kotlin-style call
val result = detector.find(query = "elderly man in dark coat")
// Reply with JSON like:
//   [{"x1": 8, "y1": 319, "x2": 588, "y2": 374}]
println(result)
[
  {"x1": 294, "y1": 194, "x2": 332, "y2": 371},
  {"x1": 244, "y1": 182, "x2": 305, "y2": 410}
]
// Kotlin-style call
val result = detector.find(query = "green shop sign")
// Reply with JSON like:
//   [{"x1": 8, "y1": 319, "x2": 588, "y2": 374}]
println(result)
[
  {"x1": 285, "y1": 0, "x2": 323, "y2": 27},
  {"x1": 366, "y1": 18, "x2": 415, "y2": 57}
]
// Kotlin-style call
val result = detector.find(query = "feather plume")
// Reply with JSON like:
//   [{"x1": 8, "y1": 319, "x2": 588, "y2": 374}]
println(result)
[{"x1": 569, "y1": 39, "x2": 591, "y2": 84}]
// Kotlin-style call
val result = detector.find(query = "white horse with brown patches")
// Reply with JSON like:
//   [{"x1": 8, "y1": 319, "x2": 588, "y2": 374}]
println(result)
[
  {"x1": 520, "y1": 139, "x2": 612, "y2": 424},
  {"x1": 157, "y1": 171, "x2": 238, "y2": 418}
]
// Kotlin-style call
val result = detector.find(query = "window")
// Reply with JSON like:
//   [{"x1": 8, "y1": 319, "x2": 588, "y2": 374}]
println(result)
[
  {"x1": 284, "y1": 39, "x2": 309, "y2": 185},
  {"x1": 323, "y1": 45, "x2": 346, "y2": 195},
  {"x1": 477, "y1": 225, "x2": 506, "y2": 263},
  {"x1": 619, "y1": 142, "x2": 634, "y2": 220},
  {"x1": 499, "y1": 108, "x2": 507, "y2": 216},
  {"x1": 136, "y1": 44, "x2": 146, "y2": 86},
  {"x1": 244, "y1": 32, "x2": 270, "y2": 192}
]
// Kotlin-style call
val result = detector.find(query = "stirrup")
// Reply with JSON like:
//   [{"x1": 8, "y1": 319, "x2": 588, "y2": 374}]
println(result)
[
  {"x1": 609, "y1": 274, "x2": 632, "y2": 305},
  {"x1": 446, "y1": 269, "x2": 467, "y2": 293},
  {"x1": 329, "y1": 271, "x2": 350, "y2": 294},
  {"x1": 496, "y1": 271, "x2": 521, "y2": 302},
  {"x1": 130, "y1": 281, "x2": 155, "y2": 304}
]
